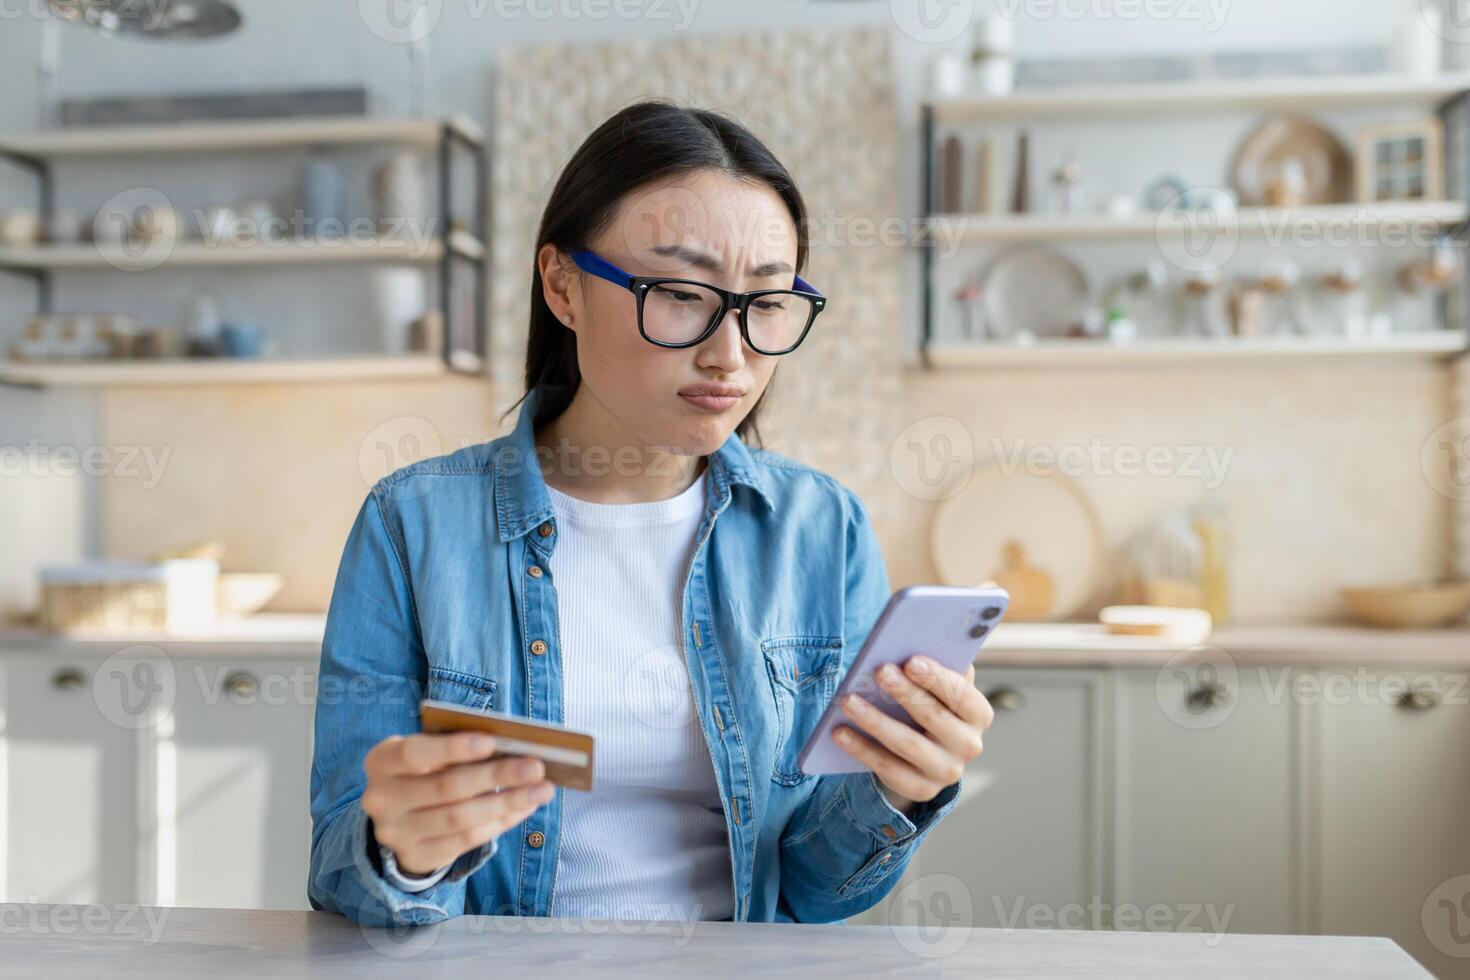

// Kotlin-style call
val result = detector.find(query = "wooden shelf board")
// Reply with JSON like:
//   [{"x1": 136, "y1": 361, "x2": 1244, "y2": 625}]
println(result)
[
  {"x1": 0, "y1": 354, "x2": 484, "y2": 387},
  {"x1": 923, "y1": 334, "x2": 1468, "y2": 369},
  {"x1": 924, "y1": 201, "x2": 1468, "y2": 246},
  {"x1": 0, "y1": 236, "x2": 463, "y2": 270},
  {"x1": 928, "y1": 72, "x2": 1470, "y2": 123},
  {"x1": 0, "y1": 113, "x2": 484, "y2": 158}
]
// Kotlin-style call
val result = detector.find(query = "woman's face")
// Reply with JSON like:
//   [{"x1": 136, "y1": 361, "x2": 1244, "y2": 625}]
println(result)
[{"x1": 542, "y1": 169, "x2": 800, "y2": 457}]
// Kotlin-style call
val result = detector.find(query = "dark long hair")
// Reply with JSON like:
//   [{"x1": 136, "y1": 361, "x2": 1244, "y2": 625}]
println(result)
[{"x1": 509, "y1": 100, "x2": 810, "y2": 448}]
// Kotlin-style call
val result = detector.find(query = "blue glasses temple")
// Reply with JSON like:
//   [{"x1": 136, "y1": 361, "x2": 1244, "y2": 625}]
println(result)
[{"x1": 569, "y1": 249, "x2": 822, "y2": 298}]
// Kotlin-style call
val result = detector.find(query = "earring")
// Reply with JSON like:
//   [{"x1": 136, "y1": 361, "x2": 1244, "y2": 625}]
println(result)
[{"x1": 561, "y1": 313, "x2": 572, "y2": 324}]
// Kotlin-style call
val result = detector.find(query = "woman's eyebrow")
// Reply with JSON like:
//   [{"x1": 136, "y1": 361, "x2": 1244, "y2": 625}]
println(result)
[{"x1": 647, "y1": 243, "x2": 793, "y2": 278}]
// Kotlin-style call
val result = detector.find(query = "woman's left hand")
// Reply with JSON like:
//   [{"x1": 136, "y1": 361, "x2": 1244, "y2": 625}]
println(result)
[{"x1": 832, "y1": 655, "x2": 994, "y2": 807}]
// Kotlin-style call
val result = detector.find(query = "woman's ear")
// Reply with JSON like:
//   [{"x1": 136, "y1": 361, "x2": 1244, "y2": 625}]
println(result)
[{"x1": 537, "y1": 243, "x2": 578, "y2": 330}]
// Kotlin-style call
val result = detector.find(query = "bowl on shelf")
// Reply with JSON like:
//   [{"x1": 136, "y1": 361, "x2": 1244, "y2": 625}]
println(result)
[
  {"x1": 1339, "y1": 582, "x2": 1470, "y2": 629},
  {"x1": 216, "y1": 573, "x2": 284, "y2": 619}
]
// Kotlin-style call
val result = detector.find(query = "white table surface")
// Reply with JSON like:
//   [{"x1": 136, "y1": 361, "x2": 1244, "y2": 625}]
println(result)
[{"x1": 0, "y1": 904, "x2": 1431, "y2": 978}]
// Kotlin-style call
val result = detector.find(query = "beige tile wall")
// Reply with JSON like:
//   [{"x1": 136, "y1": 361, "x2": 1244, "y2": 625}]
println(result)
[
  {"x1": 94, "y1": 357, "x2": 1455, "y2": 622},
  {"x1": 97, "y1": 379, "x2": 501, "y2": 611}
]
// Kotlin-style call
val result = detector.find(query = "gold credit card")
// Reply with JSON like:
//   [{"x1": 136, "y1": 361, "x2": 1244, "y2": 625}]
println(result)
[{"x1": 419, "y1": 699, "x2": 595, "y2": 791}]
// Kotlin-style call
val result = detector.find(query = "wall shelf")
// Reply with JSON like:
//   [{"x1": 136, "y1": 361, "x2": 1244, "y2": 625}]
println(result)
[
  {"x1": 0, "y1": 235, "x2": 486, "y2": 270},
  {"x1": 924, "y1": 201, "x2": 1469, "y2": 247},
  {"x1": 0, "y1": 115, "x2": 489, "y2": 382},
  {"x1": 923, "y1": 333, "x2": 1468, "y2": 370},
  {"x1": 919, "y1": 73, "x2": 1470, "y2": 363},
  {"x1": 0, "y1": 114, "x2": 485, "y2": 158},
  {"x1": 0, "y1": 353, "x2": 483, "y2": 388},
  {"x1": 928, "y1": 72, "x2": 1470, "y2": 123}
]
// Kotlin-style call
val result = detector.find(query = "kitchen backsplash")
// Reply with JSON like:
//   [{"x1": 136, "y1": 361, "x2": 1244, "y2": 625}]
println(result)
[{"x1": 93, "y1": 358, "x2": 1452, "y2": 621}]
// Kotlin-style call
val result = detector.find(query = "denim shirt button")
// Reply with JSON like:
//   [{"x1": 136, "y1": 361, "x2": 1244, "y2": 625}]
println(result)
[
  {"x1": 527, "y1": 831, "x2": 545, "y2": 848},
  {"x1": 537, "y1": 522, "x2": 554, "y2": 538},
  {"x1": 881, "y1": 824, "x2": 898, "y2": 840},
  {"x1": 529, "y1": 640, "x2": 548, "y2": 656},
  {"x1": 528, "y1": 565, "x2": 544, "y2": 578}
]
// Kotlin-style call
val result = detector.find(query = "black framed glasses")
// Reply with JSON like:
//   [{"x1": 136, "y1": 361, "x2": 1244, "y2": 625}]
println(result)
[{"x1": 568, "y1": 249, "x2": 826, "y2": 355}]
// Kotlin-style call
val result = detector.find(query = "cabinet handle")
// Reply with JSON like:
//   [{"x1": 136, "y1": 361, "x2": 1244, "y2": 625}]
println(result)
[
  {"x1": 1396, "y1": 681, "x2": 1442, "y2": 712},
  {"x1": 224, "y1": 672, "x2": 259, "y2": 700},
  {"x1": 1186, "y1": 681, "x2": 1229, "y2": 713},
  {"x1": 51, "y1": 667, "x2": 85, "y2": 691},
  {"x1": 986, "y1": 687, "x2": 1026, "y2": 712}
]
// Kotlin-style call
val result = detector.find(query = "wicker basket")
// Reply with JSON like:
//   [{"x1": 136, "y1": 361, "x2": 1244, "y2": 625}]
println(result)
[{"x1": 39, "y1": 560, "x2": 218, "y2": 634}]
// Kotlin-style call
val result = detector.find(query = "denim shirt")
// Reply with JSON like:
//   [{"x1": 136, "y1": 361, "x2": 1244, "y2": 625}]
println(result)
[{"x1": 308, "y1": 383, "x2": 961, "y2": 926}]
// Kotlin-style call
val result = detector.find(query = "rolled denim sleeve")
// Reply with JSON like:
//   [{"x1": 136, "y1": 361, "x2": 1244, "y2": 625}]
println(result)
[
  {"x1": 780, "y1": 771, "x2": 960, "y2": 921},
  {"x1": 307, "y1": 489, "x2": 494, "y2": 925},
  {"x1": 777, "y1": 486, "x2": 962, "y2": 921}
]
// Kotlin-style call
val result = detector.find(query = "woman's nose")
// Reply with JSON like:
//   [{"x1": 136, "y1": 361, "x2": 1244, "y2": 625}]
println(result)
[{"x1": 698, "y1": 307, "x2": 747, "y2": 367}]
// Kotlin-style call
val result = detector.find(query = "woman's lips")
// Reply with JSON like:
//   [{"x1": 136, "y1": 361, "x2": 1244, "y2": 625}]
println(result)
[{"x1": 679, "y1": 392, "x2": 741, "y2": 412}]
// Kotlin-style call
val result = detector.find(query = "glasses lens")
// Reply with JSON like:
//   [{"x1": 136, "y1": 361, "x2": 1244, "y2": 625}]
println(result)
[
  {"x1": 744, "y1": 291, "x2": 816, "y2": 353},
  {"x1": 642, "y1": 281, "x2": 724, "y2": 345}
]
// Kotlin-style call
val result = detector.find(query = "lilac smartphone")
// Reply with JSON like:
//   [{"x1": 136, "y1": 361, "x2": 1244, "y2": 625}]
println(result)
[{"x1": 797, "y1": 585, "x2": 1010, "y2": 776}]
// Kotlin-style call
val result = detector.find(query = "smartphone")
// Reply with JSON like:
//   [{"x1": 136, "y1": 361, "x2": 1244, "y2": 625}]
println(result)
[{"x1": 796, "y1": 585, "x2": 1010, "y2": 776}]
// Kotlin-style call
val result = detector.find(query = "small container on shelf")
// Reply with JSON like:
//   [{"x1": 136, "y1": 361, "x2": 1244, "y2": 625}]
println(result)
[
  {"x1": 39, "y1": 558, "x2": 219, "y2": 635},
  {"x1": 953, "y1": 283, "x2": 986, "y2": 340}
]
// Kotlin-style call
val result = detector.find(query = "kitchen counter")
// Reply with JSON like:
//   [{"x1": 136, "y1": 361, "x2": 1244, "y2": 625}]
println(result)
[
  {"x1": 0, "y1": 903, "x2": 1429, "y2": 979},
  {"x1": 979, "y1": 622, "x2": 1470, "y2": 669},
  {"x1": 1, "y1": 615, "x2": 1468, "y2": 667}
]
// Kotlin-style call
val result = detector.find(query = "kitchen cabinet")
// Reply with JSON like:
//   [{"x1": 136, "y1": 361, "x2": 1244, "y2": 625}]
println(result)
[
  {"x1": 0, "y1": 645, "x2": 317, "y2": 911},
  {"x1": 1112, "y1": 665, "x2": 1298, "y2": 934},
  {"x1": 1306, "y1": 668, "x2": 1470, "y2": 980},
  {"x1": 156, "y1": 655, "x2": 315, "y2": 910},
  {"x1": 858, "y1": 649, "x2": 1470, "y2": 979},
  {"x1": 0, "y1": 652, "x2": 142, "y2": 904},
  {"x1": 855, "y1": 668, "x2": 1107, "y2": 931}
]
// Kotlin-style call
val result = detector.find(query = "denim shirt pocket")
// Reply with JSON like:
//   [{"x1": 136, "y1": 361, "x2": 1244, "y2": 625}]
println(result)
[
  {"x1": 424, "y1": 665, "x2": 498, "y2": 712},
  {"x1": 761, "y1": 634, "x2": 844, "y2": 786}
]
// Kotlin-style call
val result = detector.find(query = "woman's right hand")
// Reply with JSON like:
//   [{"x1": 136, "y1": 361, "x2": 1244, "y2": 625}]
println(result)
[{"x1": 361, "y1": 731, "x2": 555, "y2": 877}]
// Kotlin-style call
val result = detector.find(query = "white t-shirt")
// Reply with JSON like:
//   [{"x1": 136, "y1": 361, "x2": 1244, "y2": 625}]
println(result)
[
  {"x1": 545, "y1": 467, "x2": 734, "y2": 922},
  {"x1": 384, "y1": 468, "x2": 734, "y2": 921}
]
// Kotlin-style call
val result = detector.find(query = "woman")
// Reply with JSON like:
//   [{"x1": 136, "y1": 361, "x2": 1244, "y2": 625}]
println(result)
[{"x1": 308, "y1": 101, "x2": 993, "y2": 927}]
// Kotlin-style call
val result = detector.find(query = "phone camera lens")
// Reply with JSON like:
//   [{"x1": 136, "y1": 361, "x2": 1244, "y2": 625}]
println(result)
[
  {"x1": 981, "y1": 606, "x2": 1001, "y2": 620},
  {"x1": 968, "y1": 623, "x2": 989, "y2": 638}
]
